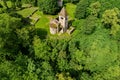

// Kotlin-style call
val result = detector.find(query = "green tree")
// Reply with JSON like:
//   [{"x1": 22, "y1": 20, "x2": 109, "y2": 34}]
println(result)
[
  {"x1": 75, "y1": 0, "x2": 89, "y2": 19},
  {"x1": 0, "y1": 13, "x2": 21, "y2": 53},
  {"x1": 56, "y1": 72, "x2": 74, "y2": 80},
  {"x1": 38, "y1": 0, "x2": 59, "y2": 14},
  {"x1": 83, "y1": 29, "x2": 118, "y2": 72},
  {"x1": 3, "y1": 0, "x2": 8, "y2": 9},
  {"x1": 69, "y1": 50, "x2": 84, "y2": 71},
  {"x1": 38, "y1": 61, "x2": 55, "y2": 80},
  {"x1": 16, "y1": 0, "x2": 22, "y2": 8},
  {"x1": 87, "y1": 1, "x2": 101, "y2": 17},
  {"x1": 33, "y1": 36, "x2": 50, "y2": 60},
  {"x1": 16, "y1": 26, "x2": 35, "y2": 49},
  {"x1": 21, "y1": 0, "x2": 37, "y2": 6},
  {"x1": 102, "y1": 8, "x2": 120, "y2": 36},
  {"x1": 64, "y1": 0, "x2": 80, "y2": 4},
  {"x1": 23, "y1": 59, "x2": 38, "y2": 80},
  {"x1": 82, "y1": 15, "x2": 97, "y2": 34},
  {"x1": 10, "y1": 0, "x2": 16, "y2": 9}
]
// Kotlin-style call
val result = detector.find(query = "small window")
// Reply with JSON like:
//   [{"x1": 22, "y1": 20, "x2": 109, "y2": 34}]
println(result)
[{"x1": 61, "y1": 17, "x2": 63, "y2": 19}]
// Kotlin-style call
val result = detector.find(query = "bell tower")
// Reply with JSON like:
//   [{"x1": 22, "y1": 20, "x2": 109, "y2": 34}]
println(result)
[{"x1": 59, "y1": 7, "x2": 68, "y2": 33}]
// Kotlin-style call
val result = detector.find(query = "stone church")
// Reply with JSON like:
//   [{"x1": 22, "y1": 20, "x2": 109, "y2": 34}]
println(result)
[{"x1": 49, "y1": 7, "x2": 68, "y2": 34}]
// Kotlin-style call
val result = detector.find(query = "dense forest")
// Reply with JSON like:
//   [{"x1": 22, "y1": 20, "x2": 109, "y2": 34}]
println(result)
[{"x1": 0, "y1": 0, "x2": 120, "y2": 80}]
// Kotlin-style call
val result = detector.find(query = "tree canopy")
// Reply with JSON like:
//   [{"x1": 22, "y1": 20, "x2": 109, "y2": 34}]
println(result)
[
  {"x1": 0, "y1": 0, "x2": 120, "y2": 80},
  {"x1": 38, "y1": 0, "x2": 59, "y2": 14}
]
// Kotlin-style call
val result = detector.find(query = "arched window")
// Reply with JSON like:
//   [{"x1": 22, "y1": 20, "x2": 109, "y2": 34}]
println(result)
[{"x1": 61, "y1": 17, "x2": 63, "y2": 20}]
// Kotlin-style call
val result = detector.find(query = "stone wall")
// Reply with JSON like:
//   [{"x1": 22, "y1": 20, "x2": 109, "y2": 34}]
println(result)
[{"x1": 50, "y1": 27, "x2": 57, "y2": 34}]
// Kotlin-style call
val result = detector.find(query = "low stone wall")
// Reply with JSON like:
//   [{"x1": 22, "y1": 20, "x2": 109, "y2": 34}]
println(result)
[
  {"x1": 67, "y1": 26, "x2": 75, "y2": 34},
  {"x1": 30, "y1": 17, "x2": 40, "y2": 26},
  {"x1": 26, "y1": 8, "x2": 38, "y2": 18}
]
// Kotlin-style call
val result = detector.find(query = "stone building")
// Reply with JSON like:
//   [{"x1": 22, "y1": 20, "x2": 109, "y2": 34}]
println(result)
[
  {"x1": 50, "y1": 19, "x2": 60, "y2": 34},
  {"x1": 58, "y1": 0, "x2": 63, "y2": 7},
  {"x1": 50, "y1": 7, "x2": 68, "y2": 34}
]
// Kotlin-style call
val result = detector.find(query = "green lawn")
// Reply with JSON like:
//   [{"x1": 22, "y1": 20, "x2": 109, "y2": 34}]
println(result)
[
  {"x1": 17, "y1": 7, "x2": 38, "y2": 18},
  {"x1": 34, "y1": 11, "x2": 53, "y2": 39},
  {"x1": 35, "y1": 11, "x2": 49, "y2": 32}
]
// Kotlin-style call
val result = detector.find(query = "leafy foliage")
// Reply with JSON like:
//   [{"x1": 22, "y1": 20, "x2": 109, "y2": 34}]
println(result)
[
  {"x1": 0, "y1": 0, "x2": 120, "y2": 80},
  {"x1": 38, "y1": 0, "x2": 59, "y2": 14},
  {"x1": 82, "y1": 15, "x2": 97, "y2": 34},
  {"x1": 87, "y1": 1, "x2": 101, "y2": 17},
  {"x1": 0, "y1": 13, "x2": 21, "y2": 53},
  {"x1": 75, "y1": 0, "x2": 89, "y2": 19}
]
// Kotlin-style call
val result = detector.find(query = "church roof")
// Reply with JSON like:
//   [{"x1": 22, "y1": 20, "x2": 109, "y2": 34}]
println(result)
[
  {"x1": 50, "y1": 19, "x2": 59, "y2": 28},
  {"x1": 59, "y1": 7, "x2": 67, "y2": 17}
]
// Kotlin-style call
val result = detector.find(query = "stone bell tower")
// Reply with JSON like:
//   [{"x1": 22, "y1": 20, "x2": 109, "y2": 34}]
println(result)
[{"x1": 59, "y1": 7, "x2": 68, "y2": 33}]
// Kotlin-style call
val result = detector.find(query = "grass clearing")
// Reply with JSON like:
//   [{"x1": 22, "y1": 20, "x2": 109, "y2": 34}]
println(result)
[
  {"x1": 35, "y1": 11, "x2": 49, "y2": 31},
  {"x1": 17, "y1": 7, "x2": 38, "y2": 18},
  {"x1": 35, "y1": 11, "x2": 57, "y2": 35},
  {"x1": 35, "y1": 11, "x2": 50, "y2": 39}
]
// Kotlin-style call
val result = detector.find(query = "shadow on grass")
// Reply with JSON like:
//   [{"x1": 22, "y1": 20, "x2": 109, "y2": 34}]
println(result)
[
  {"x1": 36, "y1": 28, "x2": 48, "y2": 40},
  {"x1": 68, "y1": 19, "x2": 75, "y2": 27}
]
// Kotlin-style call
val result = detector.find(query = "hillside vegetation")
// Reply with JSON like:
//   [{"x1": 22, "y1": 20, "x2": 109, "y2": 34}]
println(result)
[{"x1": 0, "y1": 0, "x2": 120, "y2": 80}]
